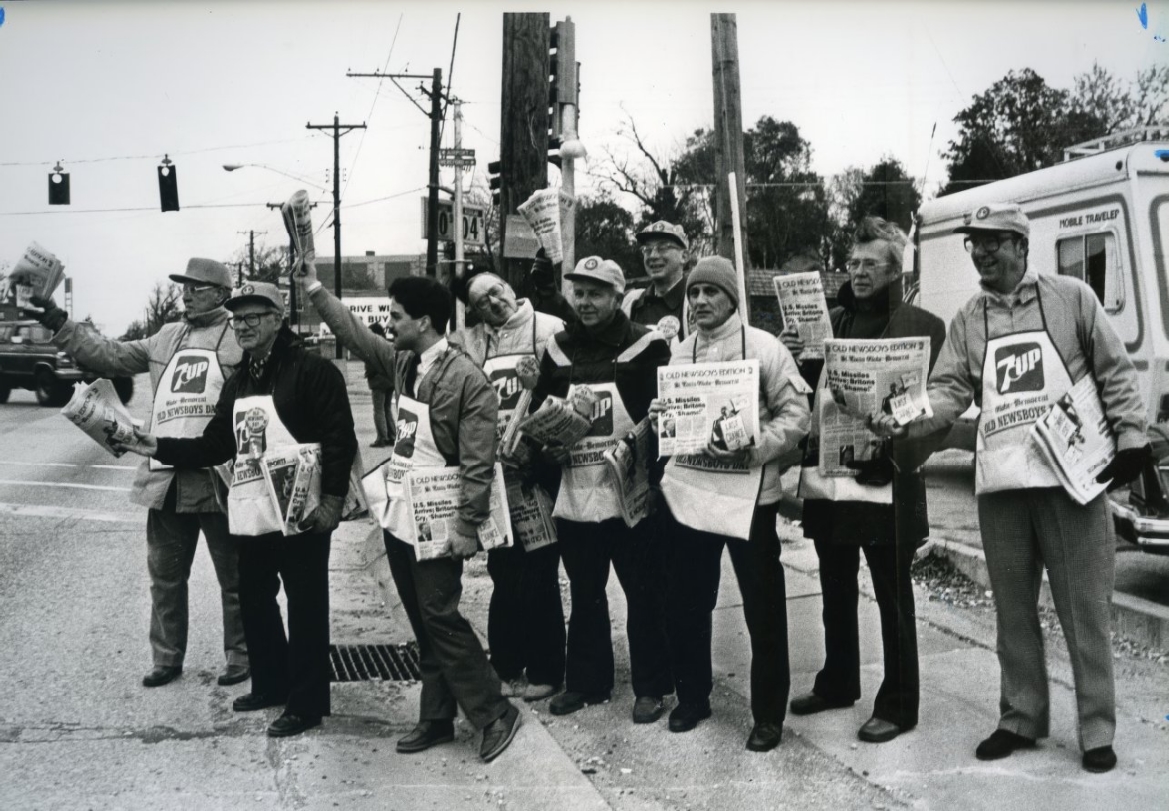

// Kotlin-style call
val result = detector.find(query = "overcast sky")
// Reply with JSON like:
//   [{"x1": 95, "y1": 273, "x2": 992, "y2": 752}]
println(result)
[{"x1": 0, "y1": 0, "x2": 1164, "y2": 334}]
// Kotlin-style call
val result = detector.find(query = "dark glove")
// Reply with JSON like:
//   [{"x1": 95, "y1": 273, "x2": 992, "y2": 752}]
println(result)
[
  {"x1": 304, "y1": 493, "x2": 345, "y2": 534},
  {"x1": 28, "y1": 295, "x2": 68, "y2": 332},
  {"x1": 846, "y1": 449, "x2": 895, "y2": 487},
  {"x1": 1095, "y1": 444, "x2": 1153, "y2": 489}
]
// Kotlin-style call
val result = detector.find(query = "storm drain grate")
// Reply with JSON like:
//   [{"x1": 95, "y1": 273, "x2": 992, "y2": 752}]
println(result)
[{"x1": 329, "y1": 643, "x2": 421, "y2": 682}]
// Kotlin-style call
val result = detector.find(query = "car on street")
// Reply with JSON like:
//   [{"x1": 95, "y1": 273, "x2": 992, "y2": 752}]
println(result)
[{"x1": 0, "y1": 321, "x2": 134, "y2": 406}]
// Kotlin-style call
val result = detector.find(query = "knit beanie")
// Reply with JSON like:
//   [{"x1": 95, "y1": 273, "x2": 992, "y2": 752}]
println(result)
[{"x1": 686, "y1": 256, "x2": 739, "y2": 309}]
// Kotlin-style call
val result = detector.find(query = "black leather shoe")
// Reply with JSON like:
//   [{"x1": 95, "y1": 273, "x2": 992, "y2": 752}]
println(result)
[
  {"x1": 142, "y1": 665, "x2": 182, "y2": 688},
  {"x1": 789, "y1": 692, "x2": 854, "y2": 715},
  {"x1": 668, "y1": 702, "x2": 712, "y2": 733},
  {"x1": 1082, "y1": 745, "x2": 1117, "y2": 773},
  {"x1": 267, "y1": 713, "x2": 320, "y2": 738},
  {"x1": 396, "y1": 719, "x2": 455, "y2": 754},
  {"x1": 480, "y1": 704, "x2": 521, "y2": 762},
  {"x1": 233, "y1": 692, "x2": 285, "y2": 712},
  {"x1": 975, "y1": 729, "x2": 1035, "y2": 760},
  {"x1": 632, "y1": 696, "x2": 666, "y2": 724},
  {"x1": 746, "y1": 721, "x2": 783, "y2": 752},
  {"x1": 858, "y1": 717, "x2": 902, "y2": 743},
  {"x1": 549, "y1": 691, "x2": 610, "y2": 716},
  {"x1": 217, "y1": 664, "x2": 251, "y2": 687}
]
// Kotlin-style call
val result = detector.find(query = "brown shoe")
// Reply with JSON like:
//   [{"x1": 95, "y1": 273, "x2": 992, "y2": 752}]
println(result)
[
  {"x1": 479, "y1": 705, "x2": 521, "y2": 762},
  {"x1": 396, "y1": 720, "x2": 455, "y2": 754}
]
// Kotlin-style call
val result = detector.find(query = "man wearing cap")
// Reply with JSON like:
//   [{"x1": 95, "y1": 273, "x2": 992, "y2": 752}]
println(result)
[
  {"x1": 450, "y1": 271, "x2": 567, "y2": 701},
  {"x1": 869, "y1": 203, "x2": 1150, "y2": 773},
  {"x1": 622, "y1": 221, "x2": 691, "y2": 342},
  {"x1": 118, "y1": 281, "x2": 358, "y2": 738},
  {"x1": 782, "y1": 216, "x2": 946, "y2": 746},
  {"x1": 29, "y1": 258, "x2": 249, "y2": 690},
  {"x1": 531, "y1": 256, "x2": 674, "y2": 724},
  {"x1": 297, "y1": 262, "x2": 522, "y2": 763},
  {"x1": 650, "y1": 256, "x2": 809, "y2": 750}
]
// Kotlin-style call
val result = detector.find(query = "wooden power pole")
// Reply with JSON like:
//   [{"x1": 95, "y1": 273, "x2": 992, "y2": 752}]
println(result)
[
  {"x1": 498, "y1": 12, "x2": 550, "y2": 290},
  {"x1": 711, "y1": 13, "x2": 749, "y2": 267}
]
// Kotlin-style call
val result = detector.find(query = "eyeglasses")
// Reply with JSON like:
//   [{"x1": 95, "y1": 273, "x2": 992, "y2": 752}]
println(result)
[
  {"x1": 228, "y1": 313, "x2": 273, "y2": 328},
  {"x1": 182, "y1": 283, "x2": 217, "y2": 293},
  {"x1": 640, "y1": 242, "x2": 681, "y2": 256},
  {"x1": 845, "y1": 258, "x2": 891, "y2": 273},
  {"x1": 963, "y1": 234, "x2": 1016, "y2": 254}
]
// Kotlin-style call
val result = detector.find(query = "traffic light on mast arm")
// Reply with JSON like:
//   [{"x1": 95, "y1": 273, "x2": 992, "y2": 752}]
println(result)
[
  {"x1": 549, "y1": 19, "x2": 577, "y2": 140},
  {"x1": 487, "y1": 160, "x2": 503, "y2": 207}
]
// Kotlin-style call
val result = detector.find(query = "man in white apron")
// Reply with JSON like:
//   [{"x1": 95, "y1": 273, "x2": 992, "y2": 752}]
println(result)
[
  {"x1": 31, "y1": 258, "x2": 248, "y2": 689},
  {"x1": 121, "y1": 282, "x2": 358, "y2": 739},
  {"x1": 531, "y1": 256, "x2": 675, "y2": 724},
  {"x1": 453, "y1": 272, "x2": 566, "y2": 701},
  {"x1": 651, "y1": 256, "x2": 809, "y2": 751},
  {"x1": 621, "y1": 220, "x2": 692, "y2": 343},
  {"x1": 871, "y1": 204, "x2": 1150, "y2": 774},
  {"x1": 299, "y1": 267, "x2": 522, "y2": 764}
]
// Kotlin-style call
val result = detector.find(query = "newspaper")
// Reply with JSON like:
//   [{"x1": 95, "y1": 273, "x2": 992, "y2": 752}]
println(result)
[
  {"x1": 656, "y1": 360, "x2": 761, "y2": 459},
  {"x1": 260, "y1": 443, "x2": 323, "y2": 536},
  {"x1": 406, "y1": 463, "x2": 513, "y2": 561},
  {"x1": 498, "y1": 355, "x2": 542, "y2": 453},
  {"x1": 1029, "y1": 375, "x2": 1117, "y2": 505},
  {"x1": 514, "y1": 391, "x2": 593, "y2": 448},
  {"x1": 503, "y1": 472, "x2": 557, "y2": 552},
  {"x1": 603, "y1": 417, "x2": 652, "y2": 527},
  {"x1": 60, "y1": 379, "x2": 137, "y2": 458},
  {"x1": 7, "y1": 242, "x2": 65, "y2": 310},
  {"x1": 281, "y1": 190, "x2": 316, "y2": 267},
  {"x1": 517, "y1": 188, "x2": 575, "y2": 265},
  {"x1": 774, "y1": 271, "x2": 832, "y2": 361},
  {"x1": 817, "y1": 338, "x2": 932, "y2": 476}
]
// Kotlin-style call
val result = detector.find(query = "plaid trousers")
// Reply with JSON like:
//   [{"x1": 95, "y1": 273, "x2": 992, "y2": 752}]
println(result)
[{"x1": 976, "y1": 487, "x2": 1116, "y2": 751}]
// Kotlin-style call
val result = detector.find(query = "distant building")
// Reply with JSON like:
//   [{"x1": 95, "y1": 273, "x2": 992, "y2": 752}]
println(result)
[{"x1": 293, "y1": 251, "x2": 425, "y2": 334}]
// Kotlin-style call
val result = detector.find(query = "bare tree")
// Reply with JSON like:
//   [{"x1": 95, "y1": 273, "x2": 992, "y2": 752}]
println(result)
[{"x1": 119, "y1": 282, "x2": 182, "y2": 340}]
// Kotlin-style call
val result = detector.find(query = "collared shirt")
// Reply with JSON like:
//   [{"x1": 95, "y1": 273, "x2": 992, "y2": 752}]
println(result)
[
  {"x1": 415, "y1": 337, "x2": 448, "y2": 396},
  {"x1": 627, "y1": 275, "x2": 686, "y2": 329}
]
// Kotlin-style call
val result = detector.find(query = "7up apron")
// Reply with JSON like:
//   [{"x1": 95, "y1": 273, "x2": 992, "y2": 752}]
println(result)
[
  {"x1": 373, "y1": 387, "x2": 447, "y2": 542},
  {"x1": 975, "y1": 288, "x2": 1071, "y2": 494},
  {"x1": 228, "y1": 395, "x2": 297, "y2": 535},
  {"x1": 149, "y1": 324, "x2": 229, "y2": 471},
  {"x1": 483, "y1": 317, "x2": 539, "y2": 436},
  {"x1": 554, "y1": 380, "x2": 634, "y2": 523}
]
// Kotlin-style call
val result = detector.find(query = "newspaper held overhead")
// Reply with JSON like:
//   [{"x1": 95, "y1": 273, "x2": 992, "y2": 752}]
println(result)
[
  {"x1": 517, "y1": 188, "x2": 575, "y2": 265},
  {"x1": 7, "y1": 242, "x2": 66, "y2": 311},
  {"x1": 281, "y1": 190, "x2": 316, "y2": 269},
  {"x1": 774, "y1": 271, "x2": 832, "y2": 361},
  {"x1": 603, "y1": 417, "x2": 652, "y2": 527},
  {"x1": 60, "y1": 379, "x2": 138, "y2": 458},
  {"x1": 260, "y1": 444, "x2": 323, "y2": 536},
  {"x1": 406, "y1": 463, "x2": 513, "y2": 561},
  {"x1": 817, "y1": 337, "x2": 932, "y2": 477},
  {"x1": 656, "y1": 360, "x2": 761, "y2": 461},
  {"x1": 1030, "y1": 375, "x2": 1117, "y2": 506}
]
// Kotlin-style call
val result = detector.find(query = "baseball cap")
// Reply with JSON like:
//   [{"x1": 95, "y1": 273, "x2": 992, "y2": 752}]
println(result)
[
  {"x1": 636, "y1": 221, "x2": 689, "y2": 250},
  {"x1": 169, "y1": 257, "x2": 234, "y2": 288},
  {"x1": 564, "y1": 256, "x2": 625, "y2": 293},
  {"x1": 953, "y1": 203, "x2": 1030, "y2": 238},
  {"x1": 226, "y1": 281, "x2": 284, "y2": 315}
]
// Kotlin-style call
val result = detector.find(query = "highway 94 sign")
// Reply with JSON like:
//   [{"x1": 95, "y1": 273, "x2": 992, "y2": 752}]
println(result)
[{"x1": 420, "y1": 198, "x2": 486, "y2": 247}]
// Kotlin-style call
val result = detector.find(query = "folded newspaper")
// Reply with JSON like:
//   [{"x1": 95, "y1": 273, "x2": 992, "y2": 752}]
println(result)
[
  {"x1": 60, "y1": 379, "x2": 137, "y2": 458},
  {"x1": 503, "y1": 472, "x2": 557, "y2": 552},
  {"x1": 514, "y1": 390, "x2": 594, "y2": 448},
  {"x1": 281, "y1": 190, "x2": 316, "y2": 267},
  {"x1": 7, "y1": 242, "x2": 65, "y2": 311},
  {"x1": 774, "y1": 271, "x2": 832, "y2": 361},
  {"x1": 1029, "y1": 375, "x2": 1117, "y2": 505},
  {"x1": 657, "y1": 360, "x2": 761, "y2": 458},
  {"x1": 603, "y1": 417, "x2": 652, "y2": 527},
  {"x1": 517, "y1": 188, "x2": 575, "y2": 265},
  {"x1": 818, "y1": 338, "x2": 932, "y2": 477},
  {"x1": 406, "y1": 463, "x2": 512, "y2": 561}
]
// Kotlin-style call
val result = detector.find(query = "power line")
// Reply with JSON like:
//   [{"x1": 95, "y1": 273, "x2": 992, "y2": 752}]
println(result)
[
  {"x1": 341, "y1": 13, "x2": 405, "y2": 206},
  {"x1": 0, "y1": 137, "x2": 313, "y2": 168}
]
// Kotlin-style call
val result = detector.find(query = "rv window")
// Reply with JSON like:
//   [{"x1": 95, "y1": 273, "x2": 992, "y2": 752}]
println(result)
[{"x1": 1056, "y1": 233, "x2": 1123, "y2": 313}]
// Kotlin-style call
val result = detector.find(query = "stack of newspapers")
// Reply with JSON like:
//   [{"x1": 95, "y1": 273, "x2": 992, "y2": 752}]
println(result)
[
  {"x1": 4, "y1": 242, "x2": 66, "y2": 310},
  {"x1": 60, "y1": 379, "x2": 137, "y2": 458},
  {"x1": 1029, "y1": 376, "x2": 1117, "y2": 505},
  {"x1": 261, "y1": 444, "x2": 323, "y2": 536}
]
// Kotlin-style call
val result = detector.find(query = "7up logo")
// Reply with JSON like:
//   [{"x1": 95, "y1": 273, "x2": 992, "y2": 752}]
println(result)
[{"x1": 994, "y1": 343, "x2": 1043, "y2": 394}]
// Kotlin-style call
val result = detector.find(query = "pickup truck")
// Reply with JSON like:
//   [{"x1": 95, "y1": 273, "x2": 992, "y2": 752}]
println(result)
[{"x1": 0, "y1": 321, "x2": 134, "y2": 406}]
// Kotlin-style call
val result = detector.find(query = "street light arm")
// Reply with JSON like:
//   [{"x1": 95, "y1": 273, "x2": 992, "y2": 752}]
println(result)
[{"x1": 222, "y1": 163, "x2": 329, "y2": 192}]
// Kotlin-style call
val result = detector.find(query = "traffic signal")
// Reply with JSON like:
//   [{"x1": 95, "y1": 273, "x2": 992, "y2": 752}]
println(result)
[
  {"x1": 487, "y1": 160, "x2": 503, "y2": 207},
  {"x1": 549, "y1": 19, "x2": 577, "y2": 140},
  {"x1": 158, "y1": 155, "x2": 180, "y2": 212},
  {"x1": 48, "y1": 162, "x2": 70, "y2": 205}
]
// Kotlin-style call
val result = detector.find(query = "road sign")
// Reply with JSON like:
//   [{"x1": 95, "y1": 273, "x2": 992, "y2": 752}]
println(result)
[
  {"x1": 420, "y1": 198, "x2": 486, "y2": 246},
  {"x1": 438, "y1": 148, "x2": 476, "y2": 168}
]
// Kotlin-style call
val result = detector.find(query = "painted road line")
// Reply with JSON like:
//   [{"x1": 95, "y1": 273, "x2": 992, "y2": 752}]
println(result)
[
  {"x1": 0, "y1": 503, "x2": 141, "y2": 524},
  {"x1": 0, "y1": 461, "x2": 137, "y2": 471},
  {"x1": 0, "y1": 480, "x2": 131, "y2": 492}
]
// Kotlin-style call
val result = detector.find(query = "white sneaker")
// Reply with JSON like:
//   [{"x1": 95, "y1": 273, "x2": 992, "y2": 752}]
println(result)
[
  {"x1": 522, "y1": 682, "x2": 557, "y2": 701},
  {"x1": 500, "y1": 678, "x2": 526, "y2": 698}
]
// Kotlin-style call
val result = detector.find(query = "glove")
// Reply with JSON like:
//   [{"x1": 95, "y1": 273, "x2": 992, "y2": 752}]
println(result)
[
  {"x1": 449, "y1": 525, "x2": 479, "y2": 560},
  {"x1": 1095, "y1": 444, "x2": 1153, "y2": 489},
  {"x1": 304, "y1": 494, "x2": 345, "y2": 534},
  {"x1": 846, "y1": 448, "x2": 895, "y2": 487},
  {"x1": 28, "y1": 295, "x2": 69, "y2": 332}
]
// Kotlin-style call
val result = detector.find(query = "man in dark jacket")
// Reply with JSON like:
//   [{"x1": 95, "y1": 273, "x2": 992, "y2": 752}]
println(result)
[
  {"x1": 366, "y1": 323, "x2": 395, "y2": 447},
  {"x1": 120, "y1": 282, "x2": 358, "y2": 739},
  {"x1": 781, "y1": 217, "x2": 946, "y2": 744}
]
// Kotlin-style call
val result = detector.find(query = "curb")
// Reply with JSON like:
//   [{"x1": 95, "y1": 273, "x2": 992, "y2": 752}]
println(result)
[{"x1": 929, "y1": 536, "x2": 1169, "y2": 651}]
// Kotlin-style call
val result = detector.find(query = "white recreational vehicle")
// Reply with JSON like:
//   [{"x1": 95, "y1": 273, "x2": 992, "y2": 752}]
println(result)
[{"x1": 915, "y1": 127, "x2": 1169, "y2": 552}]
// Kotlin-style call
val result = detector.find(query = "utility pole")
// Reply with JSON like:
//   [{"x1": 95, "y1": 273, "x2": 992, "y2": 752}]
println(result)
[
  {"x1": 711, "y1": 13, "x2": 749, "y2": 267},
  {"x1": 347, "y1": 68, "x2": 445, "y2": 277},
  {"x1": 306, "y1": 113, "x2": 366, "y2": 359},
  {"x1": 499, "y1": 13, "x2": 550, "y2": 290},
  {"x1": 453, "y1": 99, "x2": 466, "y2": 331},
  {"x1": 236, "y1": 230, "x2": 267, "y2": 281}
]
